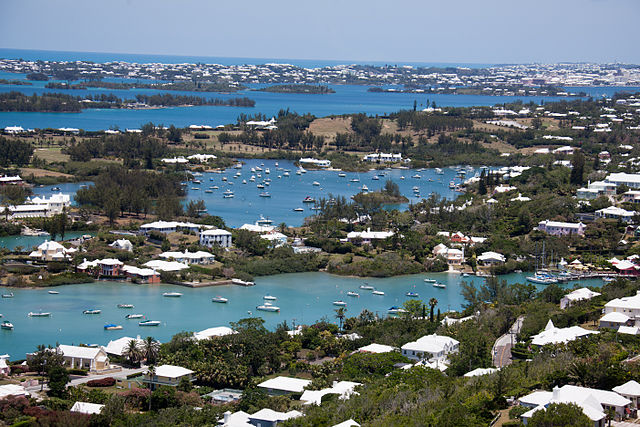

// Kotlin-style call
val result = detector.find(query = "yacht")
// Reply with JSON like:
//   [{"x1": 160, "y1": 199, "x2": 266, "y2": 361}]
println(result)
[
  {"x1": 257, "y1": 216, "x2": 273, "y2": 225},
  {"x1": 263, "y1": 295, "x2": 277, "y2": 300},
  {"x1": 205, "y1": 189, "x2": 213, "y2": 193},
  {"x1": 28, "y1": 312, "x2": 51, "y2": 317},
  {"x1": 433, "y1": 283, "x2": 446, "y2": 289},
  {"x1": 412, "y1": 174, "x2": 421, "y2": 179},
  {"x1": 388, "y1": 306, "x2": 407, "y2": 315},
  {"x1": 449, "y1": 181, "x2": 456, "y2": 189},
  {"x1": 296, "y1": 170, "x2": 302, "y2": 175},
  {"x1": 265, "y1": 168, "x2": 270, "y2": 174},
  {"x1": 125, "y1": 314, "x2": 144, "y2": 319},
  {"x1": 1, "y1": 321, "x2": 14, "y2": 330},
  {"x1": 139, "y1": 320, "x2": 161, "y2": 326},
  {"x1": 83, "y1": 309, "x2": 101, "y2": 315},
  {"x1": 104, "y1": 324, "x2": 123, "y2": 330},
  {"x1": 212, "y1": 296, "x2": 228, "y2": 303},
  {"x1": 293, "y1": 207, "x2": 304, "y2": 212},
  {"x1": 372, "y1": 175, "x2": 379, "y2": 181},
  {"x1": 2, "y1": 293, "x2": 14, "y2": 298},
  {"x1": 361, "y1": 185, "x2": 369, "y2": 192},
  {"x1": 435, "y1": 168, "x2": 444, "y2": 174},
  {"x1": 372, "y1": 290, "x2": 385, "y2": 296},
  {"x1": 350, "y1": 178, "x2": 360, "y2": 183},
  {"x1": 212, "y1": 186, "x2": 219, "y2": 189},
  {"x1": 338, "y1": 173, "x2": 346, "y2": 177},
  {"x1": 257, "y1": 183, "x2": 265, "y2": 189},
  {"x1": 400, "y1": 176, "x2": 405, "y2": 180},
  {"x1": 347, "y1": 291, "x2": 359, "y2": 297},
  {"x1": 48, "y1": 290, "x2": 59, "y2": 294},
  {"x1": 333, "y1": 301, "x2": 347, "y2": 306},
  {"x1": 256, "y1": 302, "x2": 280, "y2": 312},
  {"x1": 303, "y1": 196, "x2": 316, "y2": 203},
  {"x1": 117, "y1": 304, "x2": 134, "y2": 309},
  {"x1": 526, "y1": 273, "x2": 558, "y2": 284},
  {"x1": 312, "y1": 181, "x2": 320, "y2": 186},
  {"x1": 234, "y1": 162, "x2": 243, "y2": 169},
  {"x1": 223, "y1": 193, "x2": 235, "y2": 199},
  {"x1": 283, "y1": 172, "x2": 290, "y2": 177},
  {"x1": 163, "y1": 292, "x2": 183, "y2": 297},
  {"x1": 242, "y1": 180, "x2": 247, "y2": 184},
  {"x1": 424, "y1": 278, "x2": 436, "y2": 283},
  {"x1": 406, "y1": 292, "x2": 419, "y2": 297},
  {"x1": 359, "y1": 284, "x2": 374, "y2": 290},
  {"x1": 259, "y1": 192, "x2": 271, "y2": 198}
]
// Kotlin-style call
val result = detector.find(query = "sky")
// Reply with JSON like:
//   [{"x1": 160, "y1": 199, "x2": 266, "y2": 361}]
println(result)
[{"x1": 1, "y1": 0, "x2": 639, "y2": 64}]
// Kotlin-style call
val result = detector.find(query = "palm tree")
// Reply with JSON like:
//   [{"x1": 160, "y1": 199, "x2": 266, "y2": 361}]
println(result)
[
  {"x1": 122, "y1": 339, "x2": 142, "y2": 367},
  {"x1": 142, "y1": 336, "x2": 160, "y2": 364},
  {"x1": 335, "y1": 307, "x2": 347, "y2": 331},
  {"x1": 429, "y1": 298, "x2": 438, "y2": 322}
]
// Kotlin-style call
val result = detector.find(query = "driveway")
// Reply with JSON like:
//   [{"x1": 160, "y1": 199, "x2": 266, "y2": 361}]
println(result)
[{"x1": 492, "y1": 316, "x2": 525, "y2": 368}]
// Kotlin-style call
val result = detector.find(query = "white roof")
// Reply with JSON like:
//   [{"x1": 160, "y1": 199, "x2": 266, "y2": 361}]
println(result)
[
  {"x1": 152, "y1": 364, "x2": 194, "y2": 378},
  {"x1": 401, "y1": 334, "x2": 459, "y2": 355},
  {"x1": 357, "y1": 343, "x2": 395, "y2": 353},
  {"x1": 104, "y1": 336, "x2": 143, "y2": 356},
  {"x1": 239, "y1": 223, "x2": 275, "y2": 233},
  {"x1": 531, "y1": 320, "x2": 598, "y2": 346},
  {"x1": 521, "y1": 385, "x2": 630, "y2": 413},
  {"x1": 477, "y1": 251, "x2": 505, "y2": 262},
  {"x1": 346, "y1": 229, "x2": 394, "y2": 240},
  {"x1": 607, "y1": 172, "x2": 640, "y2": 184},
  {"x1": 159, "y1": 250, "x2": 215, "y2": 260},
  {"x1": 597, "y1": 206, "x2": 636, "y2": 217},
  {"x1": 257, "y1": 376, "x2": 311, "y2": 393},
  {"x1": 142, "y1": 260, "x2": 189, "y2": 272},
  {"x1": 538, "y1": 220, "x2": 584, "y2": 229},
  {"x1": 121, "y1": 265, "x2": 158, "y2": 277},
  {"x1": 193, "y1": 326, "x2": 236, "y2": 341},
  {"x1": 218, "y1": 410, "x2": 252, "y2": 427},
  {"x1": 464, "y1": 367, "x2": 498, "y2": 377},
  {"x1": 58, "y1": 345, "x2": 104, "y2": 359},
  {"x1": 613, "y1": 380, "x2": 640, "y2": 397},
  {"x1": 332, "y1": 420, "x2": 360, "y2": 427},
  {"x1": 70, "y1": 401, "x2": 105, "y2": 415},
  {"x1": 618, "y1": 326, "x2": 640, "y2": 335},
  {"x1": 0, "y1": 384, "x2": 29, "y2": 398},
  {"x1": 600, "y1": 312, "x2": 630, "y2": 323},
  {"x1": 605, "y1": 291, "x2": 640, "y2": 311},
  {"x1": 260, "y1": 232, "x2": 287, "y2": 241},
  {"x1": 37, "y1": 240, "x2": 65, "y2": 251},
  {"x1": 98, "y1": 258, "x2": 124, "y2": 266},
  {"x1": 563, "y1": 287, "x2": 601, "y2": 302},
  {"x1": 300, "y1": 381, "x2": 361, "y2": 405},
  {"x1": 249, "y1": 409, "x2": 302, "y2": 422},
  {"x1": 201, "y1": 228, "x2": 232, "y2": 236}
]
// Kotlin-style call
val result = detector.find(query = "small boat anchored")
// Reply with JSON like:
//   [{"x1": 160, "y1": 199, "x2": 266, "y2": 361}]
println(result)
[
  {"x1": 139, "y1": 320, "x2": 161, "y2": 326},
  {"x1": 1, "y1": 320, "x2": 14, "y2": 330},
  {"x1": 433, "y1": 283, "x2": 446, "y2": 289},
  {"x1": 117, "y1": 304, "x2": 134, "y2": 309},
  {"x1": 406, "y1": 292, "x2": 419, "y2": 297},
  {"x1": 104, "y1": 324, "x2": 123, "y2": 330},
  {"x1": 125, "y1": 314, "x2": 144, "y2": 319},
  {"x1": 347, "y1": 291, "x2": 360, "y2": 297},
  {"x1": 163, "y1": 292, "x2": 183, "y2": 297},
  {"x1": 83, "y1": 309, "x2": 101, "y2": 315},
  {"x1": 372, "y1": 290, "x2": 385, "y2": 296},
  {"x1": 212, "y1": 296, "x2": 228, "y2": 303},
  {"x1": 256, "y1": 302, "x2": 280, "y2": 312},
  {"x1": 48, "y1": 290, "x2": 59, "y2": 295},
  {"x1": 263, "y1": 295, "x2": 277, "y2": 301},
  {"x1": 359, "y1": 284, "x2": 374, "y2": 290},
  {"x1": 2, "y1": 293, "x2": 14, "y2": 298},
  {"x1": 333, "y1": 300, "x2": 347, "y2": 306},
  {"x1": 28, "y1": 312, "x2": 51, "y2": 317}
]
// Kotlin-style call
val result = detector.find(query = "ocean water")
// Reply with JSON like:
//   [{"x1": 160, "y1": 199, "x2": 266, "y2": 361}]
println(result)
[{"x1": 0, "y1": 271, "x2": 606, "y2": 359}]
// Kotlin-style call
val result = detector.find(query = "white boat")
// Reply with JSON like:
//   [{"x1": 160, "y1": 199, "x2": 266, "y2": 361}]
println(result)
[
  {"x1": 372, "y1": 290, "x2": 385, "y2": 296},
  {"x1": 526, "y1": 274, "x2": 558, "y2": 284},
  {"x1": 433, "y1": 283, "x2": 446, "y2": 289},
  {"x1": 347, "y1": 291, "x2": 359, "y2": 297},
  {"x1": 400, "y1": 176, "x2": 405, "y2": 180},
  {"x1": 48, "y1": 290, "x2": 59, "y2": 294},
  {"x1": 28, "y1": 312, "x2": 51, "y2": 317},
  {"x1": 205, "y1": 190, "x2": 213, "y2": 193},
  {"x1": 372, "y1": 175, "x2": 379, "y2": 180},
  {"x1": 139, "y1": 320, "x2": 161, "y2": 326},
  {"x1": 104, "y1": 324, "x2": 123, "y2": 330},
  {"x1": 360, "y1": 284, "x2": 374, "y2": 290},
  {"x1": 388, "y1": 306, "x2": 407, "y2": 315},
  {"x1": 406, "y1": 292, "x2": 419, "y2": 297},
  {"x1": 256, "y1": 303, "x2": 280, "y2": 312},
  {"x1": 333, "y1": 300, "x2": 347, "y2": 306},
  {"x1": 223, "y1": 193, "x2": 235, "y2": 198},
  {"x1": 1, "y1": 293, "x2": 14, "y2": 298},
  {"x1": 125, "y1": 314, "x2": 144, "y2": 319},
  {"x1": 313, "y1": 181, "x2": 320, "y2": 186},
  {"x1": 265, "y1": 168, "x2": 270, "y2": 174},
  {"x1": 361, "y1": 185, "x2": 369, "y2": 192},
  {"x1": 257, "y1": 183, "x2": 265, "y2": 188},
  {"x1": 257, "y1": 215, "x2": 273, "y2": 225},
  {"x1": 259, "y1": 192, "x2": 271, "y2": 198},
  {"x1": 293, "y1": 207, "x2": 304, "y2": 212},
  {"x1": 163, "y1": 292, "x2": 183, "y2": 297},
  {"x1": 212, "y1": 186, "x2": 219, "y2": 189},
  {"x1": 212, "y1": 296, "x2": 228, "y2": 303},
  {"x1": 283, "y1": 172, "x2": 290, "y2": 177},
  {"x1": 117, "y1": 304, "x2": 134, "y2": 309},
  {"x1": 413, "y1": 174, "x2": 421, "y2": 179},
  {"x1": 83, "y1": 309, "x2": 101, "y2": 315},
  {"x1": 338, "y1": 173, "x2": 346, "y2": 177},
  {"x1": 435, "y1": 168, "x2": 443, "y2": 174},
  {"x1": 234, "y1": 162, "x2": 243, "y2": 169},
  {"x1": 449, "y1": 181, "x2": 456, "y2": 189},
  {"x1": 1, "y1": 321, "x2": 14, "y2": 330},
  {"x1": 350, "y1": 178, "x2": 359, "y2": 182},
  {"x1": 263, "y1": 295, "x2": 277, "y2": 300},
  {"x1": 424, "y1": 278, "x2": 436, "y2": 283}
]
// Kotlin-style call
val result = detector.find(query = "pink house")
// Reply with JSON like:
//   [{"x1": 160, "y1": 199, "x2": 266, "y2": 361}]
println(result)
[{"x1": 537, "y1": 220, "x2": 585, "y2": 237}]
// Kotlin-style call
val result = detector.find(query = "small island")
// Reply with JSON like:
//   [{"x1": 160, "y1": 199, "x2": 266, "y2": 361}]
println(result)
[
  {"x1": 255, "y1": 84, "x2": 335, "y2": 94},
  {"x1": 352, "y1": 180, "x2": 409, "y2": 205}
]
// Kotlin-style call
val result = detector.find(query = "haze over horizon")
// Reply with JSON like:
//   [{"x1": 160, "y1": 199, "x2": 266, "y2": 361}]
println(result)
[{"x1": 1, "y1": 0, "x2": 639, "y2": 65}]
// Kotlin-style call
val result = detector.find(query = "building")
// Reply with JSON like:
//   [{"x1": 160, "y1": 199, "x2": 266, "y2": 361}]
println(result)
[
  {"x1": 142, "y1": 260, "x2": 189, "y2": 272},
  {"x1": 346, "y1": 228, "x2": 394, "y2": 245},
  {"x1": 121, "y1": 265, "x2": 161, "y2": 283},
  {"x1": 560, "y1": 288, "x2": 601, "y2": 309},
  {"x1": 362, "y1": 153, "x2": 403, "y2": 163},
  {"x1": 577, "y1": 181, "x2": 617, "y2": 199},
  {"x1": 357, "y1": 343, "x2": 395, "y2": 354},
  {"x1": 401, "y1": 334, "x2": 459, "y2": 361},
  {"x1": 57, "y1": 345, "x2": 110, "y2": 372},
  {"x1": 613, "y1": 380, "x2": 640, "y2": 408},
  {"x1": 70, "y1": 402, "x2": 105, "y2": 415},
  {"x1": 599, "y1": 312, "x2": 631, "y2": 329},
  {"x1": 29, "y1": 240, "x2": 75, "y2": 261},
  {"x1": 530, "y1": 320, "x2": 598, "y2": 346},
  {"x1": 193, "y1": 326, "x2": 236, "y2": 341},
  {"x1": 257, "y1": 376, "x2": 312, "y2": 396},
  {"x1": 623, "y1": 190, "x2": 640, "y2": 204},
  {"x1": 104, "y1": 336, "x2": 144, "y2": 357},
  {"x1": 110, "y1": 239, "x2": 133, "y2": 252},
  {"x1": 432, "y1": 244, "x2": 464, "y2": 266},
  {"x1": 239, "y1": 223, "x2": 275, "y2": 233},
  {"x1": 200, "y1": 228, "x2": 232, "y2": 248},
  {"x1": 300, "y1": 381, "x2": 361, "y2": 405},
  {"x1": 595, "y1": 206, "x2": 636, "y2": 223},
  {"x1": 143, "y1": 365, "x2": 194, "y2": 390},
  {"x1": 0, "y1": 384, "x2": 29, "y2": 399},
  {"x1": 140, "y1": 221, "x2": 209, "y2": 235},
  {"x1": 299, "y1": 158, "x2": 331, "y2": 168},
  {"x1": 204, "y1": 389, "x2": 243, "y2": 404},
  {"x1": 0, "y1": 175, "x2": 23, "y2": 185},
  {"x1": 464, "y1": 368, "x2": 499, "y2": 377},
  {"x1": 477, "y1": 251, "x2": 506, "y2": 265},
  {"x1": 537, "y1": 220, "x2": 586, "y2": 236},
  {"x1": 606, "y1": 173, "x2": 640, "y2": 189},
  {"x1": 217, "y1": 409, "x2": 302, "y2": 427},
  {"x1": 604, "y1": 290, "x2": 640, "y2": 317},
  {"x1": 29, "y1": 193, "x2": 71, "y2": 215},
  {"x1": 519, "y1": 384, "x2": 631, "y2": 425},
  {"x1": 260, "y1": 231, "x2": 288, "y2": 247},
  {"x1": 159, "y1": 250, "x2": 215, "y2": 265}
]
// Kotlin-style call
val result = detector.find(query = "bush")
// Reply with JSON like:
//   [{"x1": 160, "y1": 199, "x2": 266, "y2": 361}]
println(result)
[
  {"x1": 193, "y1": 133, "x2": 210, "y2": 139},
  {"x1": 86, "y1": 377, "x2": 116, "y2": 387},
  {"x1": 46, "y1": 262, "x2": 68, "y2": 274},
  {"x1": 66, "y1": 368, "x2": 88, "y2": 376}
]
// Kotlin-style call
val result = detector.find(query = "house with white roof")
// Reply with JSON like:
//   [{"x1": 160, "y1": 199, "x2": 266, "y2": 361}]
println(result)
[
  {"x1": 599, "y1": 312, "x2": 631, "y2": 329},
  {"x1": 29, "y1": 193, "x2": 71, "y2": 215},
  {"x1": 239, "y1": 223, "x2": 275, "y2": 233},
  {"x1": 613, "y1": 380, "x2": 640, "y2": 408},
  {"x1": 57, "y1": 345, "x2": 110, "y2": 372},
  {"x1": 218, "y1": 408, "x2": 302, "y2": 427},
  {"x1": 140, "y1": 221, "x2": 210, "y2": 235},
  {"x1": 187, "y1": 154, "x2": 217, "y2": 163},
  {"x1": 537, "y1": 220, "x2": 586, "y2": 236},
  {"x1": 110, "y1": 239, "x2": 133, "y2": 252},
  {"x1": 121, "y1": 265, "x2": 161, "y2": 283},
  {"x1": 464, "y1": 367, "x2": 498, "y2": 377},
  {"x1": 357, "y1": 343, "x2": 395, "y2": 354},
  {"x1": 346, "y1": 228, "x2": 394, "y2": 245},
  {"x1": 362, "y1": 153, "x2": 402, "y2": 163},
  {"x1": 432, "y1": 244, "x2": 464, "y2": 266},
  {"x1": 401, "y1": 334, "x2": 459, "y2": 361},
  {"x1": 29, "y1": 240, "x2": 74, "y2": 261},
  {"x1": 142, "y1": 259, "x2": 189, "y2": 272},
  {"x1": 200, "y1": 228, "x2": 233, "y2": 248},
  {"x1": 477, "y1": 251, "x2": 506, "y2": 265},
  {"x1": 0, "y1": 384, "x2": 30, "y2": 398},
  {"x1": 193, "y1": 326, "x2": 236, "y2": 341},
  {"x1": 161, "y1": 156, "x2": 189, "y2": 164},
  {"x1": 300, "y1": 381, "x2": 361, "y2": 405},
  {"x1": 595, "y1": 206, "x2": 636, "y2": 223},
  {"x1": 606, "y1": 172, "x2": 640, "y2": 189},
  {"x1": 257, "y1": 376, "x2": 312, "y2": 395},
  {"x1": 604, "y1": 291, "x2": 640, "y2": 318},
  {"x1": 70, "y1": 402, "x2": 105, "y2": 415},
  {"x1": 0, "y1": 175, "x2": 23, "y2": 185},
  {"x1": 299, "y1": 157, "x2": 331, "y2": 168},
  {"x1": 159, "y1": 249, "x2": 215, "y2": 264},
  {"x1": 104, "y1": 336, "x2": 143, "y2": 356},
  {"x1": 143, "y1": 364, "x2": 194, "y2": 390},
  {"x1": 519, "y1": 384, "x2": 631, "y2": 425},
  {"x1": 260, "y1": 231, "x2": 288, "y2": 247},
  {"x1": 530, "y1": 320, "x2": 598, "y2": 346},
  {"x1": 560, "y1": 288, "x2": 601, "y2": 309}
]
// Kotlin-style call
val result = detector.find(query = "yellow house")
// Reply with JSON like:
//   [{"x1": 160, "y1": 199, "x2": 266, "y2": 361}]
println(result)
[{"x1": 57, "y1": 345, "x2": 110, "y2": 372}]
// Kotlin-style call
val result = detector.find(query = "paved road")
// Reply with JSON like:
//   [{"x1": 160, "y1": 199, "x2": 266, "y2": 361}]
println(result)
[
  {"x1": 25, "y1": 366, "x2": 147, "y2": 393},
  {"x1": 492, "y1": 315, "x2": 525, "y2": 368}
]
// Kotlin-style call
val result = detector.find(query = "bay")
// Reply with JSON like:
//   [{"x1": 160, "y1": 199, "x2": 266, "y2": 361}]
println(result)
[{"x1": 0, "y1": 271, "x2": 606, "y2": 359}]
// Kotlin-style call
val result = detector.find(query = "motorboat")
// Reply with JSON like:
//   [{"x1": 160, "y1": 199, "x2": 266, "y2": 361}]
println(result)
[
  {"x1": 212, "y1": 186, "x2": 219, "y2": 189},
  {"x1": 83, "y1": 309, "x2": 101, "y2": 315},
  {"x1": 242, "y1": 180, "x2": 247, "y2": 184},
  {"x1": 265, "y1": 168, "x2": 270, "y2": 174},
  {"x1": 333, "y1": 300, "x2": 347, "y2": 306},
  {"x1": 302, "y1": 196, "x2": 316, "y2": 203},
  {"x1": 257, "y1": 215, "x2": 273, "y2": 225},
  {"x1": 205, "y1": 189, "x2": 213, "y2": 193},
  {"x1": 139, "y1": 320, "x2": 161, "y2": 326},
  {"x1": 435, "y1": 168, "x2": 443, "y2": 174},
  {"x1": 1, "y1": 321, "x2": 13, "y2": 330},
  {"x1": 212, "y1": 296, "x2": 228, "y2": 303},
  {"x1": 283, "y1": 172, "x2": 290, "y2": 177},
  {"x1": 263, "y1": 295, "x2": 277, "y2": 300},
  {"x1": 257, "y1": 183, "x2": 265, "y2": 189},
  {"x1": 372, "y1": 175, "x2": 379, "y2": 181},
  {"x1": 234, "y1": 162, "x2": 243, "y2": 169},
  {"x1": 350, "y1": 178, "x2": 359, "y2": 182},
  {"x1": 526, "y1": 273, "x2": 558, "y2": 284},
  {"x1": 223, "y1": 193, "x2": 235, "y2": 198},
  {"x1": 117, "y1": 304, "x2": 134, "y2": 309},
  {"x1": 313, "y1": 181, "x2": 320, "y2": 186},
  {"x1": 2, "y1": 293, "x2": 14, "y2": 298},
  {"x1": 48, "y1": 290, "x2": 59, "y2": 294},
  {"x1": 338, "y1": 173, "x2": 346, "y2": 177},
  {"x1": 293, "y1": 207, "x2": 304, "y2": 212},
  {"x1": 361, "y1": 185, "x2": 369, "y2": 192},
  {"x1": 347, "y1": 291, "x2": 359, "y2": 297},
  {"x1": 51, "y1": 187, "x2": 60, "y2": 191},
  {"x1": 372, "y1": 290, "x2": 385, "y2": 296},
  {"x1": 449, "y1": 181, "x2": 456, "y2": 189},
  {"x1": 259, "y1": 192, "x2": 271, "y2": 198},
  {"x1": 163, "y1": 292, "x2": 183, "y2": 297},
  {"x1": 360, "y1": 284, "x2": 374, "y2": 290},
  {"x1": 406, "y1": 292, "x2": 419, "y2": 297},
  {"x1": 104, "y1": 324, "x2": 123, "y2": 330},
  {"x1": 28, "y1": 312, "x2": 51, "y2": 317},
  {"x1": 125, "y1": 314, "x2": 144, "y2": 319},
  {"x1": 423, "y1": 278, "x2": 436, "y2": 283},
  {"x1": 256, "y1": 303, "x2": 280, "y2": 312},
  {"x1": 433, "y1": 283, "x2": 446, "y2": 289},
  {"x1": 388, "y1": 306, "x2": 407, "y2": 315},
  {"x1": 412, "y1": 174, "x2": 421, "y2": 179}
]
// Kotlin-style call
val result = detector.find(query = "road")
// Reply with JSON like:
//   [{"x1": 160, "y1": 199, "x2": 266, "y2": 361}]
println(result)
[
  {"x1": 492, "y1": 315, "x2": 525, "y2": 368},
  {"x1": 25, "y1": 366, "x2": 147, "y2": 393}
]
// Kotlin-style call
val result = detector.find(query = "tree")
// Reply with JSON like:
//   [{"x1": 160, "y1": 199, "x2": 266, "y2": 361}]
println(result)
[
  {"x1": 167, "y1": 125, "x2": 182, "y2": 143},
  {"x1": 122, "y1": 339, "x2": 142, "y2": 366},
  {"x1": 29, "y1": 345, "x2": 65, "y2": 391},
  {"x1": 335, "y1": 307, "x2": 347, "y2": 331},
  {"x1": 142, "y1": 336, "x2": 160, "y2": 364},
  {"x1": 528, "y1": 402, "x2": 591, "y2": 427},
  {"x1": 570, "y1": 150, "x2": 585, "y2": 185},
  {"x1": 429, "y1": 298, "x2": 438, "y2": 322},
  {"x1": 402, "y1": 299, "x2": 423, "y2": 320},
  {"x1": 47, "y1": 365, "x2": 70, "y2": 397}
]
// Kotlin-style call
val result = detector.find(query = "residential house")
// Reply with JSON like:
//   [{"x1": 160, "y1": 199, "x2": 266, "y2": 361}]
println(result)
[
  {"x1": 477, "y1": 251, "x2": 506, "y2": 265},
  {"x1": 143, "y1": 365, "x2": 194, "y2": 390},
  {"x1": 70, "y1": 402, "x2": 105, "y2": 415},
  {"x1": 530, "y1": 320, "x2": 598, "y2": 346},
  {"x1": 300, "y1": 381, "x2": 361, "y2": 405},
  {"x1": 0, "y1": 384, "x2": 29, "y2": 399},
  {"x1": 599, "y1": 312, "x2": 631, "y2": 329},
  {"x1": 194, "y1": 326, "x2": 236, "y2": 341},
  {"x1": 401, "y1": 334, "x2": 459, "y2": 361},
  {"x1": 121, "y1": 265, "x2": 161, "y2": 283},
  {"x1": 57, "y1": 345, "x2": 110, "y2": 372},
  {"x1": 257, "y1": 376, "x2": 311, "y2": 396},
  {"x1": 362, "y1": 153, "x2": 402, "y2": 163},
  {"x1": 606, "y1": 172, "x2": 640, "y2": 189},
  {"x1": 199, "y1": 229, "x2": 233, "y2": 248},
  {"x1": 604, "y1": 290, "x2": 640, "y2": 317},
  {"x1": 29, "y1": 240, "x2": 75, "y2": 261},
  {"x1": 104, "y1": 336, "x2": 143, "y2": 357},
  {"x1": 260, "y1": 231, "x2": 288, "y2": 247},
  {"x1": 109, "y1": 239, "x2": 133, "y2": 252},
  {"x1": 159, "y1": 250, "x2": 215, "y2": 265},
  {"x1": 357, "y1": 343, "x2": 395, "y2": 354},
  {"x1": 29, "y1": 193, "x2": 71, "y2": 215},
  {"x1": 432, "y1": 244, "x2": 464, "y2": 266},
  {"x1": 613, "y1": 380, "x2": 640, "y2": 408},
  {"x1": 140, "y1": 221, "x2": 208, "y2": 235},
  {"x1": 595, "y1": 206, "x2": 636, "y2": 223},
  {"x1": 346, "y1": 228, "x2": 394, "y2": 245},
  {"x1": 299, "y1": 158, "x2": 331, "y2": 168},
  {"x1": 537, "y1": 220, "x2": 586, "y2": 236},
  {"x1": 142, "y1": 260, "x2": 189, "y2": 272},
  {"x1": 560, "y1": 288, "x2": 601, "y2": 309}
]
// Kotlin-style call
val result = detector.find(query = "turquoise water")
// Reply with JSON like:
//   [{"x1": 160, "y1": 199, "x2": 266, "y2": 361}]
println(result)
[
  {"x1": 0, "y1": 231, "x2": 91, "y2": 252},
  {"x1": 0, "y1": 271, "x2": 606, "y2": 359}
]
